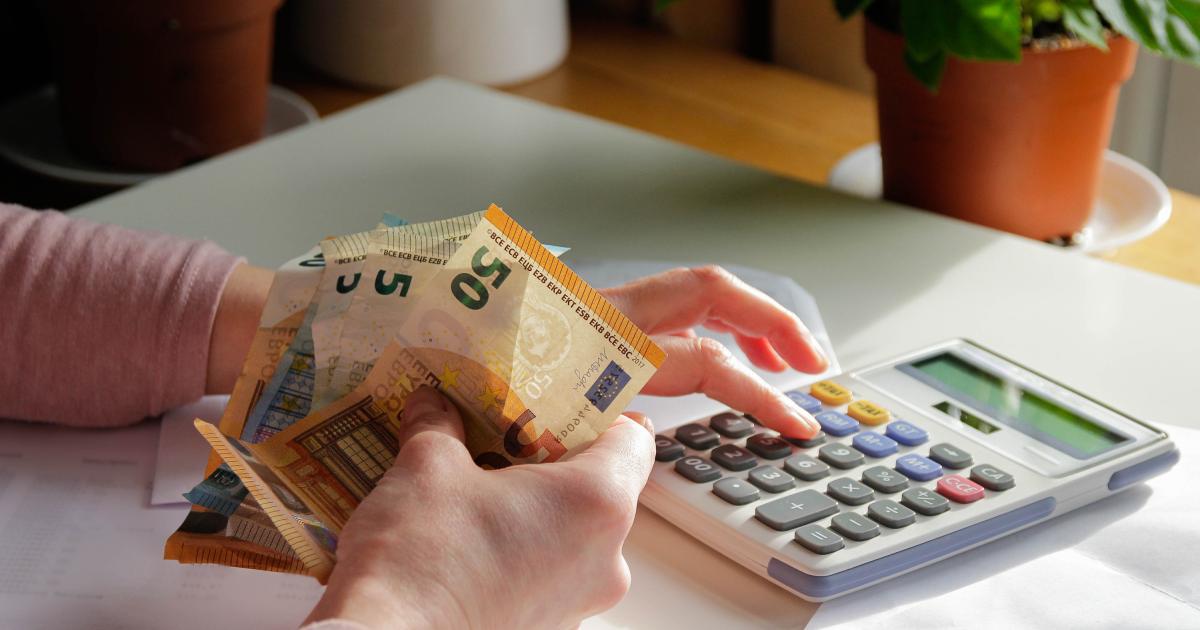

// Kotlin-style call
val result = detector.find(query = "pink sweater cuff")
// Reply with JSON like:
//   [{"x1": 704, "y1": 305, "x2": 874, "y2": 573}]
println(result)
[{"x1": 0, "y1": 203, "x2": 243, "y2": 427}]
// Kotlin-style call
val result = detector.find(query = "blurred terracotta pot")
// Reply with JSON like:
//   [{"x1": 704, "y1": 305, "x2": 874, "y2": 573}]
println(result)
[
  {"x1": 864, "y1": 21, "x2": 1137, "y2": 242},
  {"x1": 40, "y1": 0, "x2": 282, "y2": 171}
]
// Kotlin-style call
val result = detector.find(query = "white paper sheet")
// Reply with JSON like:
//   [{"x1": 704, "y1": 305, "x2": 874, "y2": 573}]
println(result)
[
  {"x1": 571, "y1": 259, "x2": 841, "y2": 430},
  {"x1": 151, "y1": 396, "x2": 228, "y2": 506},
  {"x1": 0, "y1": 419, "x2": 324, "y2": 630},
  {"x1": 808, "y1": 424, "x2": 1200, "y2": 629}
]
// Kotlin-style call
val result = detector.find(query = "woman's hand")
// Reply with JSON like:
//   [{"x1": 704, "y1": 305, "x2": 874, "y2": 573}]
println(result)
[
  {"x1": 306, "y1": 386, "x2": 655, "y2": 630},
  {"x1": 602, "y1": 265, "x2": 829, "y2": 440}
]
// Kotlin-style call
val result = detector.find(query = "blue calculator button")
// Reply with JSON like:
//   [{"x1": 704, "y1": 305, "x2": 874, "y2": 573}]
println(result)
[
  {"x1": 815, "y1": 411, "x2": 859, "y2": 437},
  {"x1": 884, "y1": 420, "x2": 929, "y2": 446},
  {"x1": 895, "y1": 454, "x2": 944, "y2": 481},
  {"x1": 786, "y1": 390, "x2": 824, "y2": 414},
  {"x1": 851, "y1": 431, "x2": 898, "y2": 458}
]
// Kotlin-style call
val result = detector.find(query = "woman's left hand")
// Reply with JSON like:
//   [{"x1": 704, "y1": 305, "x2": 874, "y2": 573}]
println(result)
[{"x1": 602, "y1": 265, "x2": 828, "y2": 439}]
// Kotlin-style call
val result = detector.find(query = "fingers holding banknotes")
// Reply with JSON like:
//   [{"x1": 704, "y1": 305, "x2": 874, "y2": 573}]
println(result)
[
  {"x1": 602, "y1": 266, "x2": 826, "y2": 439},
  {"x1": 309, "y1": 386, "x2": 655, "y2": 630}
]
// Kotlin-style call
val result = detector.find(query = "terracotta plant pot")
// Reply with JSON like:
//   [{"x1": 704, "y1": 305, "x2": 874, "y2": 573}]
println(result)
[
  {"x1": 40, "y1": 0, "x2": 283, "y2": 172},
  {"x1": 864, "y1": 21, "x2": 1138, "y2": 242}
]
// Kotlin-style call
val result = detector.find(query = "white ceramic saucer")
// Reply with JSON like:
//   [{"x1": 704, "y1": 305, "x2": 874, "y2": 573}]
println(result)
[
  {"x1": 828, "y1": 143, "x2": 1172, "y2": 254},
  {"x1": 0, "y1": 85, "x2": 319, "y2": 188}
]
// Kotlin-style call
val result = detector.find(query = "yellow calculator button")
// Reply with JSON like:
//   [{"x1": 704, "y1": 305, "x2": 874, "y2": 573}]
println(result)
[
  {"x1": 847, "y1": 400, "x2": 891, "y2": 425},
  {"x1": 810, "y1": 380, "x2": 852, "y2": 406}
]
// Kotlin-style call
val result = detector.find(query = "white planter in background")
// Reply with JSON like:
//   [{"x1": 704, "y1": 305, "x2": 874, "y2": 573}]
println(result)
[{"x1": 291, "y1": 0, "x2": 569, "y2": 88}]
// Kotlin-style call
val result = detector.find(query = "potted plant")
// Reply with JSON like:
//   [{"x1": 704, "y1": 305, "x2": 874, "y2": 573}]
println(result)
[
  {"x1": 39, "y1": 0, "x2": 283, "y2": 172},
  {"x1": 836, "y1": 0, "x2": 1200, "y2": 242}
]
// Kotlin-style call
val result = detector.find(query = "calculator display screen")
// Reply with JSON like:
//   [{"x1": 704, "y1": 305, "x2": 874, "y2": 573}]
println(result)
[{"x1": 904, "y1": 353, "x2": 1129, "y2": 459}]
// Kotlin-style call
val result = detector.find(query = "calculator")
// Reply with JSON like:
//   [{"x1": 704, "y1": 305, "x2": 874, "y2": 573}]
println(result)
[{"x1": 641, "y1": 339, "x2": 1180, "y2": 601}]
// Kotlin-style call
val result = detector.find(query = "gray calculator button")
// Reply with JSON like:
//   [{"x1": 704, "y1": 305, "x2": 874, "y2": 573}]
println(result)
[
  {"x1": 819, "y1": 444, "x2": 865, "y2": 469},
  {"x1": 749, "y1": 466, "x2": 796, "y2": 493},
  {"x1": 795, "y1": 524, "x2": 844, "y2": 554},
  {"x1": 746, "y1": 434, "x2": 793, "y2": 459},
  {"x1": 710, "y1": 412, "x2": 755, "y2": 438},
  {"x1": 901, "y1": 487, "x2": 950, "y2": 515},
  {"x1": 783, "y1": 454, "x2": 831, "y2": 481},
  {"x1": 785, "y1": 431, "x2": 827, "y2": 449},
  {"x1": 929, "y1": 443, "x2": 973, "y2": 469},
  {"x1": 826, "y1": 477, "x2": 875, "y2": 505},
  {"x1": 655, "y1": 436, "x2": 686, "y2": 462},
  {"x1": 676, "y1": 424, "x2": 721, "y2": 450},
  {"x1": 713, "y1": 478, "x2": 760, "y2": 505},
  {"x1": 868, "y1": 500, "x2": 917, "y2": 528},
  {"x1": 831, "y1": 512, "x2": 881, "y2": 541},
  {"x1": 710, "y1": 444, "x2": 759, "y2": 471},
  {"x1": 862, "y1": 466, "x2": 910, "y2": 494},
  {"x1": 755, "y1": 489, "x2": 839, "y2": 531},
  {"x1": 675, "y1": 456, "x2": 722, "y2": 483},
  {"x1": 970, "y1": 464, "x2": 1015, "y2": 490}
]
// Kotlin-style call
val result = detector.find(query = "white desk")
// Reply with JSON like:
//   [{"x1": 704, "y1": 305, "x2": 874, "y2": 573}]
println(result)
[{"x1": 72, "y1": 78, "x2": 1200, "y2": 627}]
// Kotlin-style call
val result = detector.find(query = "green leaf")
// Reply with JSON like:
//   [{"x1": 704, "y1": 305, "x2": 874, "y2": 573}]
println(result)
[
  {"x1": 654, "y1": 0, "x2": 679, "y2": 13},
  {"x1": 904, "y1": 47, "x2": 948, "y2": 90},
  {"x1": 1096, "y1": 0, "x2": 1200, "y2": 63},
  {"x1": 901, "y1": 1, "x2": 946, "y2": 61},
  {"x1": 835, "y1": 0, "x2": 875, "y2": 19},
  {"x1": 1062, "y1": 1, "x2": 1110, "y2": 49},
  {"x1": 943, "y1": 0, "x2": 1024, "y2": 61}
]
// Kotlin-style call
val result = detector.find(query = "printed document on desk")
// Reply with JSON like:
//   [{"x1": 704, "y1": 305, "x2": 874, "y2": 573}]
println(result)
[{"x1": 0, "y1": 418, "x2": 323, "y2": 630}]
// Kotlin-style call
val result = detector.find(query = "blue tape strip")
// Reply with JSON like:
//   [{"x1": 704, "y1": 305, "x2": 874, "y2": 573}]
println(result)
[
  {"x1": 1108, "y1": 448, "x2": 1180, "y2": 491},
  {"x1": 768, "y1": 497, "x2": 1056, "y2": 599}
]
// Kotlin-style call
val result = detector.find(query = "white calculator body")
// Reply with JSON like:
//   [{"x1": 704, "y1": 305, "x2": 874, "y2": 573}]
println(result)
[{"x1": 641, "y1": 339, "x2": 1180, "y2": 601}]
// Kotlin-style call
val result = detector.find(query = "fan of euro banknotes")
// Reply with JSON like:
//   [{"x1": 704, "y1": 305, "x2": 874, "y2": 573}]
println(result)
[{"x1": 163, "y1": 205, "x2": 665, "y2": 581}]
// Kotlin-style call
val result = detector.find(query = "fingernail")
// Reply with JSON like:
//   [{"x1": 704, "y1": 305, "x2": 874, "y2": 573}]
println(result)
[
  {"x1": 403, "y1": 385, "x2": 449, "y2": 421},
  {"x1": 783, "y1": 398, "x2": 821, "y2": 439}
]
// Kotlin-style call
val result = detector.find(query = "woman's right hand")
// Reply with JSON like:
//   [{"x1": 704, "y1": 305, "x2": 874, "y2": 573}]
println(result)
[{"x1": 305, "y1": 385, "x2": 656, "y2": 629}]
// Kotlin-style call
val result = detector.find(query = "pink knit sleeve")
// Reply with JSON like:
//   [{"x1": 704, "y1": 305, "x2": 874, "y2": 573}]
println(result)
[{"x1": 0, "y1": 203, "x2": 243, "y2": 427}]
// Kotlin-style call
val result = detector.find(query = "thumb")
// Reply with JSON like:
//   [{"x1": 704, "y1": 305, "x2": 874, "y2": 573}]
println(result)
[
  {"x1": 397, "y1": 385, "x2": 466, "y2": 449},
  {"x1": 564, "y1": 414, "x2": 656, "y2": 496}
]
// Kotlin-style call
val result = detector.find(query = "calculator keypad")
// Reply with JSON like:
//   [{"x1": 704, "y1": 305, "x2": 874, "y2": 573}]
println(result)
[
  {"x1": 675, "y1": 456, "x2": 722, "y2": 483},
  {"x1": 713, "y1": 478, "x2": 760, "y2": 505},
  {"x1": 659, "y1": 381, "x2": 1014, "y2": 559},
  {"x1": 795, "y1": 524, "x2": 845, "y2": 554},
  {"x1": 675, "y1": 424, "x2": 721, "y2": 450},
  {"x1": 851, "y1": 431, "x2": 899, "y2": 458},
  {"x1": 815, "y1": 410, "x2": 859, "y2": 437},
  {"x1": 818, "y1": 444, "x2": 865, "y2": 469},
  {"x1": 746, "y1": 434, "x2": 793, "y2": 460},
  {"x1": 937, "y1": 474, "x2": 986, "y2": 503},
  {"x1": 783, "y1": 454, "x2": 830, "y2": 481},
  {"x1": 830, "y1": 512, "x2": 880, "y2": 541},
  {"x1": 655, "y1": 436, "x2": 686, "y2": 462},
  {"x1": 929, "y1": 443, "x2": 974, "y2": 469},
  {"x1": 970, "y1": 464, "x2": 1015, "y2": 490},
  {"x1": 826, "y1": 477, "x2": 875, "y2": 505},
  {"x1": 755, "y1": 489, "x2": 839, "y2": 530},
  {"x1": 847, "y1": 400, "x2": 890, "y2": 425},
  {"x1": 868, "y1": 500, "x2": 917, "y2": 528},
  {"x1": 710, "y1": 412, "x2": 755, "y2": 438},
  {"x1": 710, "y1": 444, "x2": 759, "y2": 471},
  {"x1": 901, "y1": 487, "x2": 950, "y2": 515},
  {"x1": 861, "y1": 466, "x2": 910, "y2": 494},
  {"x1": 748, "y1": 466, "x2": 796, "y2": 493}
]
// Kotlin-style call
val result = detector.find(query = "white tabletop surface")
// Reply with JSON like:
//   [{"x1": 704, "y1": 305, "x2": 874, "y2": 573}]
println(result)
[{"x1": 71, "y1": 77, "x2": 1200, "y2": 627}]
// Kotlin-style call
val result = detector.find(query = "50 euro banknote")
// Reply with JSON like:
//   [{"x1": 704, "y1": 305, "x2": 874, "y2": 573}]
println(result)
[{"x1": 191, "y1": 205, "x2": 664, "y2": 576}]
